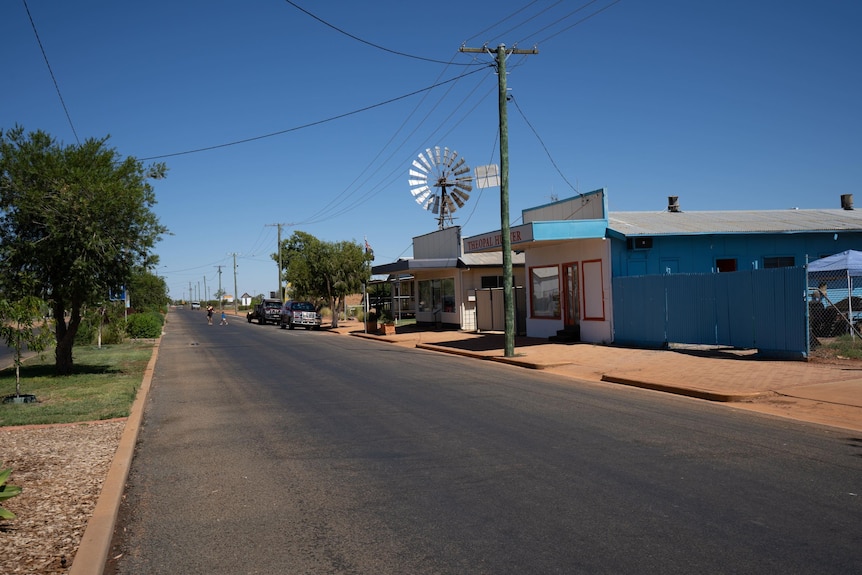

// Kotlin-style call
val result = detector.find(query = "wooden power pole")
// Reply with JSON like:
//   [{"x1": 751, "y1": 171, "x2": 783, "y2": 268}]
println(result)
[{"x1": 459, "y1": 43, "x2": 537, "y2": 357}]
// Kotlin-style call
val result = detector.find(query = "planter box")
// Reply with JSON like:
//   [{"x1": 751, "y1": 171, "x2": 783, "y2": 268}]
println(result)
[{"x1": 380, "y1": 323, "x2": 396, "y2": 335}]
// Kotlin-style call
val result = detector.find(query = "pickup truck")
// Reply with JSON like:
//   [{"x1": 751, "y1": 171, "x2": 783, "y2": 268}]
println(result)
[
  {"x1": 246, "y1": 298, "x2": 283, "y2": 325},
  {"x1": 280, "y1": 300, "x2": 321, "y2": 330}
]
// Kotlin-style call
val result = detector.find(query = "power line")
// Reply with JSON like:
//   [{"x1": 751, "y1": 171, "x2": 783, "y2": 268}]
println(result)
[
  {"x1": 21, "y1": 0, "x2": 79, "y2": 144},
  {"x1": 509, "y1": 94, "x2": 580, "y2": 196},
  {"x1": 464, "y1": 0, "x2": 544, "y2": 44},
  {"x1": 527, "y1": 0, "x2": 623, "y2": 46},
  {"x1": 139, "y1": 67, "x2": 488, "y2": 161},
  {"x1": 282, "y1": 0, "x2": 483, "y2": 66}
]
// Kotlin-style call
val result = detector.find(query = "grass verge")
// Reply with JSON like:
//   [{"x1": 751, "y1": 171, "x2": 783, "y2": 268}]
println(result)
[{"x1": 0, "y1": 341, "x2": 154, "y2": 427}]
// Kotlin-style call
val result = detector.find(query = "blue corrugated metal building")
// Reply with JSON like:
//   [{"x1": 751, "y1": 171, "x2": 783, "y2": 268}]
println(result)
[{"x1": 464, "y1": 191, "x2": 862, "y2": 355}]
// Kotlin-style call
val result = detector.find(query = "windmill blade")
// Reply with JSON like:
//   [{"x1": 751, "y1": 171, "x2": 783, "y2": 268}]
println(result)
[
  {"x1": 433, "y1": 146, "x2": 442, "y2": 166},
  {"x1": 442, "y1": 195, "x2": 457, "y2": 214},
  {"x1": 451, "y1": 189, "x2": 470, "y2": 205},
  {"x1": 442, "y1": 147, "x2": 452, "y2": 168},
  {"x1": 451, "y1": 192, "x2": 466, "y2": 209},
  {"x1": 426, "y1": 195, "x2": 440, "y2": 214},
  {"x1": 454, "y1": 178, "x2": 473, "y2": 192},
  {"x1": 412, "y1": 186, "x2": 433, "y2": 205},
  {"x1": 447, "y1": 149, "x2": 459, "y2": 169},
  {"x1": 408, "y1": 168, "x2": 429, "y2": 184},
  {"x1": 417, "y1": 152, "x2": 433, "y2": 172},
  {"x1": 410, "y1": 163, "x2": 429, "y2": 178}
]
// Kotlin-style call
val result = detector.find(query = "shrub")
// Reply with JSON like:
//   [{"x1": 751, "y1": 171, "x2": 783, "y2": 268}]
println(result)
[
  {"x1": 125, "y1": 312, "x2": 164, "y2": 339},
  {"x1": 102, "y1": 320, "x2": 126, "y2": 345},
  {"x1": 0, "y1": 465, "x2": 22, "y2": 520}
]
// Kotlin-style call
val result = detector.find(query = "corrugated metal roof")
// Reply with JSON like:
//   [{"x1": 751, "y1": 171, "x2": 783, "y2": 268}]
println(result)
[
  {"x1": 608, "y1": 209, "x2": 862, "y2": 237},
  {"x1": 371, "y1": 252, "x2": 524, "y2": 275},
  {"x1": 461, "y1": 252, "x2": 525, "y2": 267}
]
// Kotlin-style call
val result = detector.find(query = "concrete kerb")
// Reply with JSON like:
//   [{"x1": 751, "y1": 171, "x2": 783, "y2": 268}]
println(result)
[
  {"x1": 415, "y1": 342, "x2": 573, "y2": 370},
  {"x1": 599, "y1": 375, "x2": 769, "y2": 403},
  {"x1": 69, "y1": 336, "x2": 161, "y2": 575},
  {"x1": 387, "y1": 335, "x2": 768, "y2": 403}
]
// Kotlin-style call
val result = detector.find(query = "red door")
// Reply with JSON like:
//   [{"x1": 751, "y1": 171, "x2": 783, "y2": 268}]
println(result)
[{"x1": 563, "y1": 262, "x2": 579, "y2": 330}]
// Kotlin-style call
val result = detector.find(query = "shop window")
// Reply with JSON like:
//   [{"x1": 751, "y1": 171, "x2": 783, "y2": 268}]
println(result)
[
  {"x1": 530, "y1": 265, "x2": 560, "y2": 318},
  {"x1": 418, "y1": 278, "x2": 455, "y2": 313},
  {"x1": 763, "y1": 256, "x2": 795, "y2": 269},
  {"x1": 481, "y1": 275, "x2": 505, "y2": 288}
]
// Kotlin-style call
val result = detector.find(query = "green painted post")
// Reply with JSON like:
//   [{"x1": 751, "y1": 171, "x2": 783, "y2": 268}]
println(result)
[
  {"x1": 496, "y1": 44, "x2": 515, "y2": 357},
  {"x1": 460, "y1": 43, "x2": 537, "y2": 357}
]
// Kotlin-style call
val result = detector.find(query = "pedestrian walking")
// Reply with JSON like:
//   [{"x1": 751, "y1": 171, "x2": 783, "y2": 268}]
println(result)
[
  {"x1": 220, "y1": 311, "x2": 228, "y2": 325},
  {"x1": 206, "y1": 305, "x2": 214, "y2": 325}
]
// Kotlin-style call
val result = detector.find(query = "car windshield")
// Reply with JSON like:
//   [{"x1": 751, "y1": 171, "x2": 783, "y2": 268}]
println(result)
[
  {"x1": 263, "y1": 302, "x2": 281, "y2": 309},
  {"x1": 293, "y1": 302, "x2": 315, "y2": 311}
]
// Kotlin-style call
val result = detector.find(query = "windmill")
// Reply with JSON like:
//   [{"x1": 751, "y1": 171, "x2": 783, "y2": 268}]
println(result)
[{"x1": 408, "y1": 146, "x2": 473, "y2": 229}]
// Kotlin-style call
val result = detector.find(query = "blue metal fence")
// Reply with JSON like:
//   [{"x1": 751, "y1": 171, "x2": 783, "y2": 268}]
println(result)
[{"x1": 612, "y1": 267, "x2": 808, "y2": 358}]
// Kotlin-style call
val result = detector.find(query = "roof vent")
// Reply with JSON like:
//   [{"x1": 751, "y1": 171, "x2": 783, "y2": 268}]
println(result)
[
  {"x1": 841, "y1": 194, "x2": 854, "y2": 210},
  {"x1": 667, "y1": 196, "x2": 680, "y2": 213}
]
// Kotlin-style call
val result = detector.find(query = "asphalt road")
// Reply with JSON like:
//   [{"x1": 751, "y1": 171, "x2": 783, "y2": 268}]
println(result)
[{"x1": 108, "y1": 309, "x2": 862, "y2": 574}]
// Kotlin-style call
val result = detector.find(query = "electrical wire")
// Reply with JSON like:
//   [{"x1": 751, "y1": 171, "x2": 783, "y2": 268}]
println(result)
[
  {"x1": 509, "y1": 94, "x2": 580, "y2": 196},
  {"x1": 527, "y1": 0, "x2": 623, "y2": 46},
  {"x1": 489, "y1": 0, "x2": 566, "y2": 45},
  {"x1": 305, "y1": 71, "x2": 497, "y2": 225},
  {"x1": 21, "y1": 0, "x2": 79, "y2": 144},
  {"x1": 301, "y1": 55, "x2": 493, "y2": 225},
  {"x1": 139, "y1": 67, "x2": 488, "y2": 161},
  {"x1": 463, "y1": 0, "x2": 543, "y2": 45},
  {"x1": 282, "y1": 0, "x2": 483, "y2": 67}
]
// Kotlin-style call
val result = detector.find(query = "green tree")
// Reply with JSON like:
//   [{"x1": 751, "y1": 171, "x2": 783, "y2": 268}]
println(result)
[
  {"x1": 0, "y1": 127, "x2": 168, "y2": 375},
  {"x1": 277, "y1": 231, "x2": 370, "y2": 328},
  {"x1": 128, "y1": 267, "x2": 170, "y2": 313},
  {"x1": 0, "y1": 296, "x2": 52, "y2": 398}
]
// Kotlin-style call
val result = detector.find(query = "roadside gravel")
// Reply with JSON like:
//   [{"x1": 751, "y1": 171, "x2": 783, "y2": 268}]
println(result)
[{"x1": 0, "y1": 420, "x2": 125, "y2": 575}]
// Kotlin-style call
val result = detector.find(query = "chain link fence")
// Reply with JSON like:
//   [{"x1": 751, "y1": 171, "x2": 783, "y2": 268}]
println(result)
[{"x1": 808, "y1": 263, "x2": 862, "y2": 348}]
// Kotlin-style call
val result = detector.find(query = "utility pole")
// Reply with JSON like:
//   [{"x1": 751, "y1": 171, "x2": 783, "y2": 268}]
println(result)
[
  {"x1": 266, "y1": 223, "x2": 284, "y2": 299},
  {"x1": 460, "y1": 43, "x2": 538, "y2": 357},
  {"x1": 215, "y1": 265, "x2": 223, "y2": 310},
  {"x1": 230, "y1": 252, "x2": 240, "y2": 315},
  {"x1": 203, "y1": 276, "x2": 208, "y2": 306}
]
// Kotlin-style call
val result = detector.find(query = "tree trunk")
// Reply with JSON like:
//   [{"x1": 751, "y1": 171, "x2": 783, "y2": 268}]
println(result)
[
  {"x1": 329, "y1": 295, "x2": 339, "y2": 328},
  {"x1": 53, "y1": 300, "x2": 81, "y2": 376}
]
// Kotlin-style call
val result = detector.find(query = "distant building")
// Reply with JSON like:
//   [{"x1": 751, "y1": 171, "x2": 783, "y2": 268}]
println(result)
[
  {"x1": 372, "y1": 226, "x2": 525, "y2": 331},
  {"x1": 240, "y1": 293, "x2": 253, "y2": 307}
]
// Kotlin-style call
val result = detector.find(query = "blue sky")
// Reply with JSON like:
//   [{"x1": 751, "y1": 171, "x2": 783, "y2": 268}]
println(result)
[{"x1": 3, "y1": 0, "x2": 860, "y2": 302}]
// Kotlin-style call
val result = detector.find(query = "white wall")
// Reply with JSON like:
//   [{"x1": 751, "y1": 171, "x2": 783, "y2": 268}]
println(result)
[
  {"x1": 524, "y1": 238, "x2": 613, "y2": 343},
  {"x1": 413, "y1": 227, "x2": 461, "y2": 259}
]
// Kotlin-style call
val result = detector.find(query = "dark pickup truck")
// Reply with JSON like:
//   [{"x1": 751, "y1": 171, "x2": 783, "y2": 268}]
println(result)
[{"x1": 246, "y1": 298, "x2": 283, "y2": 325}]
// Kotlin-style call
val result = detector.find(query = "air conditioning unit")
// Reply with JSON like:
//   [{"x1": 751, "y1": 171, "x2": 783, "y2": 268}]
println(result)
[{"x1": 626, "y1": 237, "x2": 653, "y2": 250}]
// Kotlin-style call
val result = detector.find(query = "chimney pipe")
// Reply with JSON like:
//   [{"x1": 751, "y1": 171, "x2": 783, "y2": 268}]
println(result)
[
  {"x1": 841, "y1": 194, "x2": 854, "y2": 210},
  {"x1": 667, "y1": 196, "x2": 680, "y2": 213}
]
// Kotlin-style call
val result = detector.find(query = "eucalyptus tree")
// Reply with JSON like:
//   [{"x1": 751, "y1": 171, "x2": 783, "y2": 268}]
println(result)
[
  {"x1": 0, "y1": 127, "x2": 168, "y2": 375},
  {"x1": 278, "y1": 231, "x2": 370, "y2": 327}
]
